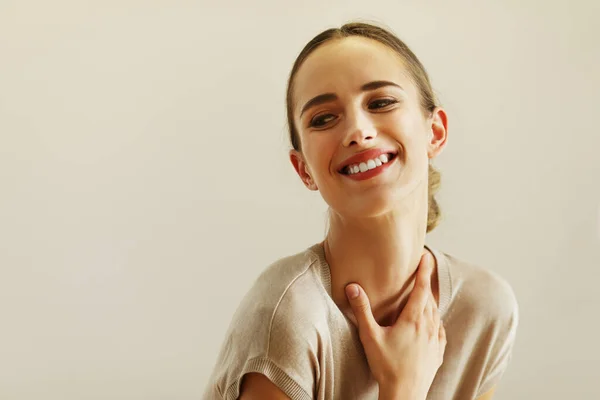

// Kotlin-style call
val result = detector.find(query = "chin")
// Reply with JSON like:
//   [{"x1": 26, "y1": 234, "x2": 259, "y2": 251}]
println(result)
[
  {"x1": 332, "y1": 195, "x2": 397, "y2": 219},
  {"x1": 332, "y1": 181, "x2": 427, "y2": 219}
]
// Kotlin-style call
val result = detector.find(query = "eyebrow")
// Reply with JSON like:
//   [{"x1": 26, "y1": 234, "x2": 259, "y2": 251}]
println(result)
[{"x1": 299, "y1": 80, "x2": 403, "y2": 118}]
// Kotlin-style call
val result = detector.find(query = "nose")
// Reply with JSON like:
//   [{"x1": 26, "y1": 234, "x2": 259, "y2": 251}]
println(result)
[{"x1": 342, "y1": 108, "x2": 377, "y2": 147}]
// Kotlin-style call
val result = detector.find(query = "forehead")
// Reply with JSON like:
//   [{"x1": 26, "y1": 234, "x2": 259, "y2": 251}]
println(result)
[{"x1": 293, "y1": 36, "x2": 413, "y2": 110}]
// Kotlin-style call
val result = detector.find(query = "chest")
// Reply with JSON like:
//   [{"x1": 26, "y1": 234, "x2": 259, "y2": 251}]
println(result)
[{"x1": 315, "y1": 319, "x2": 482, "y2": 400}]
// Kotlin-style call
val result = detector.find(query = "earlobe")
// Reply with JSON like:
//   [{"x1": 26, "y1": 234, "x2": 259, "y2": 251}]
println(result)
[
  {"x1": 306, "y1": 175, "x2": 318, "y2": 190},
  {"x1": 305, "y1": 176, "x2": 318, "y2": 191},
  {"x1": 289, "y1": 150, "x2": 318, "y2": 191},
  {"x1": 427, "y1": 107, "x2": 448, "y2": 159},
  {"x1": 301, "y1": 165, "x2": 318, "y2": 191}
]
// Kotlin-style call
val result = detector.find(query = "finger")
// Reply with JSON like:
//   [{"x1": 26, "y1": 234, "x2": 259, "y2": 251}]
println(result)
[
  {"x1": 439, "y1": 324, "x2": 447, "y2": 347},
  {"x1": 431, "y1": 299, "x2": 441, "y2": 328},
  {"x1": 346, "y1": 283, "x2": 379, "y2": 337},
  {"x1": 426, "y1": 294, "x2": 435, "y2": 323},
  {"x1": 439, "y1": 324, "x2": 447, "y2": 360},
  {"x1": 426, "y1": 291, "x2": 435, "y2": 315},
  {"x1": 402, "y1": 252, "x2": 434, "y2": 320}
]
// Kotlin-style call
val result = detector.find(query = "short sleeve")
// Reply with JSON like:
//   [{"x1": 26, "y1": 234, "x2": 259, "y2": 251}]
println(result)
[
  {"x1": 221, "y1": 357, "x2": 313, "y2": 400},
  {"x1": 476, "y1": 280, "x2": 520, "y2": 397},
  {"x1": 204, "y1": 261, "x2": 323, "y2": 400}
]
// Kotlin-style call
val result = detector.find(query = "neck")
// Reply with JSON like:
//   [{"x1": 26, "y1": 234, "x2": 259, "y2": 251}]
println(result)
[{"x1": 324, "y1": 188, "x2": 436, "y2": 326}]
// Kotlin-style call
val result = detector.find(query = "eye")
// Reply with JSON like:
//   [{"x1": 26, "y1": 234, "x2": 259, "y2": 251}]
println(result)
[
  {"x1": 368, "y1": 98, "x2": 398, "y2": 110},
  {"x1": 309, "y1": 113, "x2": 337, "y2": 128}
]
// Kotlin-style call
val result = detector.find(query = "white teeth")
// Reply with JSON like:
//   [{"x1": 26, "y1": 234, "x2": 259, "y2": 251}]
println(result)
[{"x1": 345, "y1": 153, "x2": 395, "y2": 175}]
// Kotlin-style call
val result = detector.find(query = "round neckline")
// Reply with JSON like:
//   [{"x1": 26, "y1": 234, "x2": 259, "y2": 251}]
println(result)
[{"x1": 309, "y1": 241, "x2": 452, "y2": 317}]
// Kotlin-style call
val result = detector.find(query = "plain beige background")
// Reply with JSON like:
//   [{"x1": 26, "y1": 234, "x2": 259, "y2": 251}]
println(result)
[{"x1": 1, "y1": 1, "x2": 599, "y2": 399}]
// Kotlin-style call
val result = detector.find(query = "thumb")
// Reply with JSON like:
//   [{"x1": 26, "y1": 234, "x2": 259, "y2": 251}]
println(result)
[{"x1": 345, "y1": 283, "x2": 379, "y2": 336}]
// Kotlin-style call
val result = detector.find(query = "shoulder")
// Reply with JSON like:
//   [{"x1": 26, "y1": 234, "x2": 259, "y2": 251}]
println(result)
[
  {"x1": 249, "y1": 245, "x2": 329, "y2": 318},
  {"x1": 441, "y1": 252, "x2": 519, "y2": 327},
  {"x1": 208, "y1": 245, "x2": 328, "y2": 399},
  {"x1": 232, "y1": 245, "x2": 330, "y2": 335},
  {"x1": 439, "y1": 251, "x2": 520, "y2": 391}
]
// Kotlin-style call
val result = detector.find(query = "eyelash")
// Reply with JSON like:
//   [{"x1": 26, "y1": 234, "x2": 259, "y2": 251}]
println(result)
[{"x1": 309, "y1": 98, "x2": 399, "y2": 128}]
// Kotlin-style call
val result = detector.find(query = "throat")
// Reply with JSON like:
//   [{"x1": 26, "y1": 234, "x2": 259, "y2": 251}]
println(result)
[{"x1": 324, "y1": 240, "x2": 439, "y2": 326}]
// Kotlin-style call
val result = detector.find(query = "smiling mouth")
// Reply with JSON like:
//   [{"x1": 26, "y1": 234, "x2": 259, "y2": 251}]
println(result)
[{"x1": 339, "y1": 152, "x2": 397, "y2": 175}]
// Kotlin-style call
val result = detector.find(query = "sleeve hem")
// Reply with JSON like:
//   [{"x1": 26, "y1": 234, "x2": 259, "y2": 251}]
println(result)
[{"x1": 224, "y1": 357, "x2": 313, "y2": 400}]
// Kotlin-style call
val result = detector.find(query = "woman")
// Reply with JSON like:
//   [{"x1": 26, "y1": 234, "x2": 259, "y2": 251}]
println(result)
[{"x1": 203, "y1": 22, "x2": 518, "y2": 400}]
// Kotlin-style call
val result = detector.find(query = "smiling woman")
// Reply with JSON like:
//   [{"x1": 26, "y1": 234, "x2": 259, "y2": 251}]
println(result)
[{"x1": 202, "y1": 21, "x2": 518, "y2": 400}]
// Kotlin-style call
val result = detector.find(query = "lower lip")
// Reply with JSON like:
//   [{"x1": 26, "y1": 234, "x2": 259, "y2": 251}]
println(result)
[{"x1": 341, "y1": 156, "x2": 397, "y2": 181}]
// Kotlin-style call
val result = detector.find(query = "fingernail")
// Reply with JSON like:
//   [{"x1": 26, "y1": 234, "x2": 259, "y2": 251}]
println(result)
[{"x1": 346, "y1": 284, "x2": 359, "y2": 300}]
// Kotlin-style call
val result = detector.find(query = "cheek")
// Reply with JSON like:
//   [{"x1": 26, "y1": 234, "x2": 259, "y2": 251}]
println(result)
[
  {"x1": 303, "y1": 137, "x2": 337, "y2": 174},
  {"x1": 392, "y1": 111, "x2": 420, "y2": 135},
  {"x1": 392, "y1": 114, "x2": 429, "y2": 147}
]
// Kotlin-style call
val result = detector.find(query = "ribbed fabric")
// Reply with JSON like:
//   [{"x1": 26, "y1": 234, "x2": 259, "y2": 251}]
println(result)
[
  {"x1": 427, "y1": 245, "x2": 453, "y2": 315},
  {"x1": 224, "y1": 357, "x2": 312, "y2": 400}
]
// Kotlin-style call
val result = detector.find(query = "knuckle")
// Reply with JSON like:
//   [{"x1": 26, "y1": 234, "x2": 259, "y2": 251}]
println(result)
[
  {"x1": 428, "y1": 324, "x2": 436, "y2": 337},
  {"x1": 416, "y1": 278, "x2": 428, "y2": 290},
  {"x1": 358, "y1": 328, "x2": 370, "y2": 342},
  {"x1": 356, "y1": 301, "x2": 370, "y2": 314},
  {"x1": 413, "y1": 319, "x2": 424, "y2": 332},
  {"x1": 358, "y1": 325, "x2": 377, "y2": 344}
]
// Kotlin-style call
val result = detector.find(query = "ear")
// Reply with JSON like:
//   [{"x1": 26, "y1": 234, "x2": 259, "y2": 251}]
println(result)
[
  {"x1": 289, "y1": 150, "x2": 318, "y2": 191},
  {"x1": 427, "y1": 107, "x2": 449, "y2": 159}
]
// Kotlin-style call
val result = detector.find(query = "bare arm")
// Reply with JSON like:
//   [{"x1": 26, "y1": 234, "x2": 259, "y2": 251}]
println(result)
[
  {"x1": 475, "y1": 386, "x2": 496, "y2": 400},
  {"x1": 238, "y1": 373, "x2": 291, "y2": 400}
]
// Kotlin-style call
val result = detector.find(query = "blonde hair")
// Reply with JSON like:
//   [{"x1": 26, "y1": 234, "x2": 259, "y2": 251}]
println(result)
[{"x1": 286, "y1": 21, "x2": 442, "y2": 233}]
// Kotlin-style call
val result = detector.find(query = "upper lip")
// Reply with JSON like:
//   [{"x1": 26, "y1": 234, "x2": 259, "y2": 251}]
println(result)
[{"x1": 336, "y1": 148, "x2": 398, "y2": 172}]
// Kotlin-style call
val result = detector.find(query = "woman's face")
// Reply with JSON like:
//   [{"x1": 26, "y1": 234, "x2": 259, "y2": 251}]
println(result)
[{"x1": 290, "y1": 36, "x2": 447, "y2": 218}]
